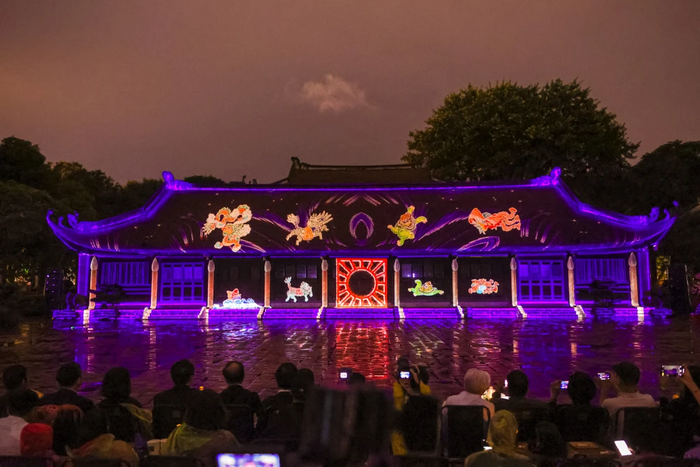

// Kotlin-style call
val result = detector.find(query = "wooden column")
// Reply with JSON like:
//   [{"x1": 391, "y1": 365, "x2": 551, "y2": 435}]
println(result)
[
  {"x1": 393, "y1": 258, "x2": 401, "y2": 308},
  {"x1": 567, "y1": 256, "x2": 576, "y2": 307},
  {"x1": 264, "y1": 259, "x2": 271, "y2": 308},
  {"x1": 510, "y1": 257, "x2": 518, "y2": 307},
  {"x1": 150, "y1": 258, "x2": 159, "y2": 309},
  {"x1": 451, "y1": 258, "x2": 459, "y2": 307},
  {"x1": 207, "y1": 259, "x2": 215, "y2": 308},
  {"x1": 629, "y1": 252, "x2": 640, "y2": 307},
  {"x1": 88, "y1": 257, "x2": 98, "y2": 310},
  {"x1": 321, "y1": 258, "x2": 328, "y2": 309}
]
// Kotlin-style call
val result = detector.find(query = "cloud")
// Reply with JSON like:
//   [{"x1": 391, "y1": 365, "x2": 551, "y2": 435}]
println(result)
[{"x1": 297, "y1": 74, "x2": 373, "y2": 113}]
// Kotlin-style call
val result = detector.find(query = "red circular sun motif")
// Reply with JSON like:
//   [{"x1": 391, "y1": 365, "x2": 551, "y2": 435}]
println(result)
[{"x1": 336, "y1": 258, "x2": 387, "y2": 308}]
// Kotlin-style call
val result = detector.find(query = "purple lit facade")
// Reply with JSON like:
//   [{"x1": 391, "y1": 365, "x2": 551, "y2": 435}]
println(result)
[{"x1": 48, "y1": 166, "x2": 674, "y2": 320}]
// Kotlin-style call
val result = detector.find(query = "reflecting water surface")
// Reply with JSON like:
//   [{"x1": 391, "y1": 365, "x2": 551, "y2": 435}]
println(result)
[{"x1": 0, "y1": 317, "x2": 697, "y2": 406}]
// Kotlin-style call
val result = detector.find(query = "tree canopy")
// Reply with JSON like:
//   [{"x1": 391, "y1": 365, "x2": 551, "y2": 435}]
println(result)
[{"x1": 403, "y1": 80, "x2": 639, "y2": 207}]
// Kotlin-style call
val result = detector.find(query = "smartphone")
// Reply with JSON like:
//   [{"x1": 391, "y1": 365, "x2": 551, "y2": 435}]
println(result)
[
  {"x1": 217, "y1": 454, "x2": 280, "y2": 467},
  {"x1": 598, "y1": 372, "x2": 610, "y2": 381},
  {"x1": 614, "y1": 440, "x2": 632, "y2": 457},
  {"x1": 661, "y1": 365, "x2": 684, "y2": 377},
  {"x1": 560, "y1": 381, "x2": 569, "y2": 389},
  {"x1": 504, "y1": 380, "x2": 509, "y2": 388},
  {"x1": 339, "y1": 367, "x2": 352, "y2": 381},
  {"x1": 399, "y1": 370, "x2": 411, "y2": 379}
]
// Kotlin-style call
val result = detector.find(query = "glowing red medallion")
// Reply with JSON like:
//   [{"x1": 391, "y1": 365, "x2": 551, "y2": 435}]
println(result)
[{"x1": 336, "y1": 258, "x2": 387, "y2": 308}]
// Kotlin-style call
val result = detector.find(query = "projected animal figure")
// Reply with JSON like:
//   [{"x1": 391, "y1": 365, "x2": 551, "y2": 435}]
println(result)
[
  {"x1": 388, "y1": 206, "x2": 427, "y2": 246},
  {"x1": 469, "y1": 278, "x2": 499, "y2": 295},
  {"x1": 468, "y1": 207, "x2": 520, "y2": 235},
  {"x1": 202, "y1": 205, "x2": 252, "y2": 252},
  {"x1": 408, "y1": 280, "x2": 444, "y2": 297},
  {"x1": 286, "y1": 211, "x2": 333, "y2": 245},
  {"x1": 284, "y1": 277, "x2": 313, "y2": 302}
]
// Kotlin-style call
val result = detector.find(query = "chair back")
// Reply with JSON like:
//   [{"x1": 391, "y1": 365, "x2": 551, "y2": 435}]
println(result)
[
  {"x1": 224, "y1": 404, "x2": 256, "y2": 444},
  {"x1": 0, "y1": 456, "x2": 56, "y2": 467},
  {"x1": 101, "y1": 404, "x2": 141, "y2": 443},
  {"x1": 141, "y1": 456, "x2": 203, "y2": 467},
  {"x1": 444, "y1": 405, "x2": 490, "y2": 459},
  {"x1": 152, "y1": 404, "x2": 187, "y2": 439},
  {"x1": 64, "y1": 459, "x2": 129, "y2": 467},
  {"x1": 510, "y1": 404, "x2": 551, "y2": 442},
  {"x1": 615, "y1": 407, "x2": 661, "y2": 445},
  {"x1": 397, "y1": 395, "x2": 441, "y2": 454},
  {"x1": 632, "y1": 457, "x2": 700, "y2": 467},
  {"x1": 394, "y1": 453, "x2": 447, "y2": 467},
  {"x1": 557, "y1": 405, "x2": 609, "y2": 443}
]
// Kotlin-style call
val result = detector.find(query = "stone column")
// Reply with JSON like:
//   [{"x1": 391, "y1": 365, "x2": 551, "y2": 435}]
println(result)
[
  {"x1": 321, "y1": 258, "x2": 329, "y2": 309},
  {"x1": 150, "y1": 258, "x2": 159, "y2": 309},
  {"x1": 264, "y1": 259, "x2": 271, "y2": 308},
  {"x1": 629, "y1": 252, "x2": 640, "y2": 307},
  {"x1": 510, "y1": 257, "x2": 518, "y2": 307},
  {"x1": 451, "y1": 258, "x2": 459, "y2": 307},
  {"x1": 88, "y1": 256, "x2": 98, "y2": 310},
  {"x1": 393, "y1": 258, "x2": 401, "y2": 309},
  {"x1": 207, "y1": 259, "x2": 215, "y2": 308},
  {"x1": 567, "y1": 256, "x2": 576, "y2": 307}
]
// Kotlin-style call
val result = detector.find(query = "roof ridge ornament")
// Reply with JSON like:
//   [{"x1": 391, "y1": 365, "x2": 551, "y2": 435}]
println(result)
[
  {"x1": 162, "y1": 171, "x2": 194, "y2": 190},
  {"x1": 531, "y1": 167, "x2": 562, "y2": 186}
]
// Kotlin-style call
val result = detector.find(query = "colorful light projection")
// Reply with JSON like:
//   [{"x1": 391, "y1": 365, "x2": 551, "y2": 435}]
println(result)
[
  {"x1": 468, "y1": 278, "x2": 500, "y2": 294},
  {"x1": 202, "y1": 205, "x2": 252, "y2": 252},
  {"x1": 284, "y1": 277, "x2": 313, "y2": 302},
  {"x1": 468, "y1": 207, "x2": 521, "y2": 235},
  {"x1": 286, "y1": 211, "x2": 333, "y2": 245},
  {"x1": 388, "y1": 206, "x2": 427, "y2": 246},
  {"x1": 336, "y1": 258, "x2": 387, "y2": 308},
  {"x1": 408, "y1": 280, "x2": 445, "y2": 297},
  {"x1": 212, "y1": 288, "x2": 259, "y2": 309}
]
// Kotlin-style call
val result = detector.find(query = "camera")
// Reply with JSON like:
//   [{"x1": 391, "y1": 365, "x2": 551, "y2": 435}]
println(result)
[
  {"x1": 399, "y1": 370, "x2": 411, "y2": 380},
  {"x1": 339, "y1": 367, "x2": 352, "y2": 381},
  {"x1": 661, "y1": 365, "x2": 684, "y2": 377},
  {"x1": 560, "y1": 381, "x2": 569, "y2": 389},
  {"x1": 598, "y1": 372, "x2": 610, "y2": 381}
]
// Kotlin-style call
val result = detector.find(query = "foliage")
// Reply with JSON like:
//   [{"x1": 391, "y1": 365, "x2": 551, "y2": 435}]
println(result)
[
  {"x1": 588, "y1": 279, "x2": 617, "y2": 311},
  {"x1": 658, "y1": 210, "x2": 700, "y2": 275},
  {"x1": 403, "y1": 80, "x2": 639, "y2": 208},
  {"x1": 90, "y1": 284, "x2": 126, "y2": 308}
]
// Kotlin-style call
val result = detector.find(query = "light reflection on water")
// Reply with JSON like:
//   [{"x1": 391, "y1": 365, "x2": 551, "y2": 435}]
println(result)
[{"x1": 0, "y1": 317, "x2": 697, "y2": 405}]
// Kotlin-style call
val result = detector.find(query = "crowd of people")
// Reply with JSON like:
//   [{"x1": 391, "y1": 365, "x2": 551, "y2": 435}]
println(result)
[{"x1": 0, "y1": 358, "x2": 699, "y2": 467}]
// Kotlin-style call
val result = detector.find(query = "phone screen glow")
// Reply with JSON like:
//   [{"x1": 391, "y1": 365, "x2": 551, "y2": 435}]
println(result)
[{"x1": 615, "y1": 440, "x2": 632, "y2": 456}]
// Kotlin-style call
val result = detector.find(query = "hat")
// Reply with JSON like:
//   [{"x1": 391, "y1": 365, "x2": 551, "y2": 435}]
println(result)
[{"x1": 21, "y1": 423, "x2": 53, "y2": 456}]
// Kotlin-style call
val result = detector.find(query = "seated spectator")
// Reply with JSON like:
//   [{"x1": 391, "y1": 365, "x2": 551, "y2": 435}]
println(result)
[
  {"x1": 443, "y1": 368, "x2": 494, "y2": 418},
  {"x1": 291, "y1": 368, "x2": 315, "y2": 403},
  {"x1": 274, "y1": 368, "x2": 316, "y2": 440},
  {"x1": 494, "y1": 370, "x2": 551, "y2": 441},
  {"x1": 163, "y1": 389, "x2": 238, "y2": 467},
  {"x1": 349, "y1": 372, "x2": 366, "y2": 386},
  {"x1": 40, "y1": 362, "x2": 94, "y2": 414},
  {"x1": 599, "y1": 362, "x2": 656, "y2": 419},
  {"x1": 219, "y1": 361, "x2": 261, "y2": 444},
  {"x1": 0, "y1": 365, "x2": 28, "y2": 418},
  {"x1": 551, "y1": 372, "x2": 608, "y2": 443},
  {"x1": 20, "y1": 423, "x2": 54, "y2": 457},
  {"x1": 29, "y1": 404, "x2": 59, "y2": 426},
  {"x1": 393, "y1": 359, "x2": 431, "y2": 411},
  {"x1": 257, "y1": 362, "x2": 297, "y2": 438},
  {"x1": 0, "y1": 388, "x2": 39, "y2": 455},
  {"x1": 528, "y1": 421, "x2": 566, "y2": 467},
  {"x1": 153, "y1": 359, "x2": 199, "y2": 438},
  {"x1": 96, "y1": 367, "x2": 152, "y2": 442},
  {"x1": 219, "y1": 361, "x2": 261, "y2": 410},
  {"x1": 70, "y1": 408, "x2": 139, "y2": 467},
  {"x1": 53, "y1": 404, "x2": 84, "y2": 455},
  {"x1": 664, "y1": 365, "x2": 700, "y2": 456},
  {"x1": 464, "y1": 410, "x2": 535, "y2": 467}
]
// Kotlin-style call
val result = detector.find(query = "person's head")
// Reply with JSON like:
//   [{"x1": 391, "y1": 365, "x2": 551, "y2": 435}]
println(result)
[
  {"x1": 8, "y1": 388, "x2": 39, "y2": 418},
  {"x1": 56, "y1": 362, "x2": 83, "y2": 389},
  {"x1": 567, "y1": 372, "x2": 597, "y2": 405},
  {"x1": 101, "y1": 367, "x2": 131, "y2": 401},
  {"x1": 682, "y1": 366, "x2": 700, "y2": 401},
  {"x1": 222, "y1": 361, "x2": 245, "y2": 385},
  {"x1": 52, "y1": 404, "x2": 84, "y2": 455},
  {"x1": 29, "y1": 404, "x2": 59, "y2": 425},
  {"x1": 533, "y1": 421, "x2": 566, "y2": 458},
  {"x1": 185, "y1": 389, "x2": 227, "y2": 431},
  {"x1": 3, "y1": 364, "x2": 28, "y2": 390},
  {"x1": 275, "y1": 363, "x2": 298, "y2": 390},
  {"x1": 487, "y1": 410, "x2": 519, "y2": 450},
  {"x1": 463, "y1": 369, "x2": 491, "y2": 396},
  {"x1": 612, "y1": 362, "x2": 641, "y2": 391},
  {"x1": 506, "y1": 370, "x2": 529, "y2": 398},
  {"x1": 349, "y1": 372, "x2": 366, "y2": 386},
  {"x1": 20, "y1": 423, "x2": 54, "y2": 456},
  {"x1": 170, "y1": 359, "x2": 195, "y2": 387},
  {"x1": 292, "y1": 369, "x2": 315, "y2": 401}
]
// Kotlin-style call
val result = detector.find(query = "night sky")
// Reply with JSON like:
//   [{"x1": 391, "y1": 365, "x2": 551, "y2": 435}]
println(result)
[{"x1": 1, "y1": 1, "x2": 698, "y2": 184}]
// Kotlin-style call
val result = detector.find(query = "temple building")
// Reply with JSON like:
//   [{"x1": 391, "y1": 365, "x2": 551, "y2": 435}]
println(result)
[{"x1": 48, "y1": 159, "x2": 675, "y2": 320}]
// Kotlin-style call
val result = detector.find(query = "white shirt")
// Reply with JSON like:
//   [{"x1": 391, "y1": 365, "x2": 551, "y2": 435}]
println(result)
[
  {"x1": 602, "y1": 391, "x2": 657, "y2": 419},
  {"x1": 0, "y1": 415, "x2": 28, "y2": 455},
  {"x1": 443, "y1": 391, "x2": 495, "y2": 418}
]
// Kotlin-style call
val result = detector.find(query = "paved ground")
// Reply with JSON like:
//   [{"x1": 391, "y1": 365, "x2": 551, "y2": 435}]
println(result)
[{"x1": 1, "y1": 317, "x2": 698, "y2": 406}]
